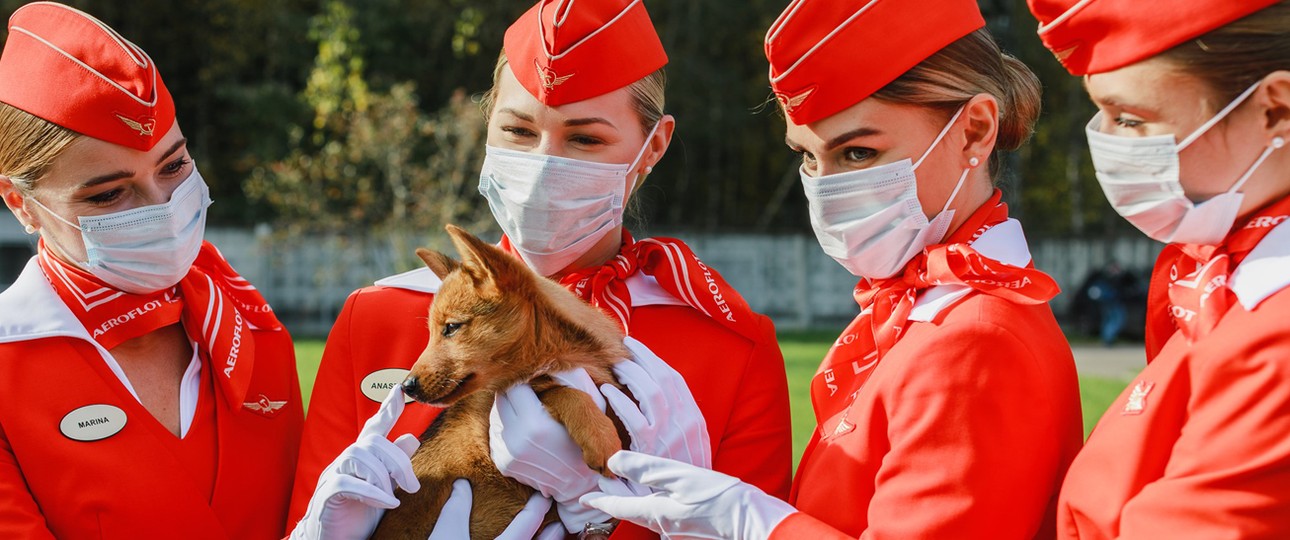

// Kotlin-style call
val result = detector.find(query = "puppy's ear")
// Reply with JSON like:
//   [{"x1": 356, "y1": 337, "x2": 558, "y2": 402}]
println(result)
[
  {"x1": 445, "y1": 224, "x2": 531, "y2": 290},
  {"x1": 416, "y1": 248, "x2": 459, "y2": 280}
]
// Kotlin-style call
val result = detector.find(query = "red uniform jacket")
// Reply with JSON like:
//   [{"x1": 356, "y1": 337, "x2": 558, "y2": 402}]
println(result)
[
  {"x1": 0, "y1": 258, "x2": 303, "y2": 539},
  {"x1": 288, "y1": 265, "x2": 794, "y2": 538},
  {"x1": 772, "y1": 220, "x2": 1084, "y2": 539},
  {"x1": 1058, "y1": 220, "x2": 1290, "y2": 539}
]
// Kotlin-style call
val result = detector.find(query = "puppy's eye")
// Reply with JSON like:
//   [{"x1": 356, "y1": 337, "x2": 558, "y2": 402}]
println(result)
[{"x1": 443, "y1": 322, "x2": 463, "y2": 337}]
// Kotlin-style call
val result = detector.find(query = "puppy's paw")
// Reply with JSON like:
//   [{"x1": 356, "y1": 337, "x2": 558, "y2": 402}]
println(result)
[{"x1": 581, "y1": 435, "x2": 621, "y2": 479}]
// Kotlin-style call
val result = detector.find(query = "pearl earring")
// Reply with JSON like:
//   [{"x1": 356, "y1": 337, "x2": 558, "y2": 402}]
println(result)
[
  {"x1": 1273, "y1": 137, "x2": 1286, "y2": 149},
  {"x1": 644, "y1": 166, "x2": 653, "y2": 174},
  {"x1": 24, "y1": 223, "x2": 36, "y2": 234},
  {"x1": 969, "y1": 157, "x2": 980, "y2": 167}
]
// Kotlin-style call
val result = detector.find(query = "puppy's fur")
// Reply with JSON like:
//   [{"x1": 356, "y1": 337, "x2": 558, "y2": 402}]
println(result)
[{"x1": 371, "y1": 225, "x2": 629, "y2": 539}]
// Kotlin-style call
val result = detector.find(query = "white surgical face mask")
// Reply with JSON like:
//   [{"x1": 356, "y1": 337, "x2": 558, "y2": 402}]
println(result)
[
  {"x1": 803, "y1": 106, "x2": 970, "y2": 279},
  {"x1": 1086, "y1": 81, "x2": 1284, "y2": 245},
  {"x1": 479, "y1": 122, "x2": 659, "y2": 276},
  {"x1": 29, "y1": 166, "x2": 212, "y2": 294}
]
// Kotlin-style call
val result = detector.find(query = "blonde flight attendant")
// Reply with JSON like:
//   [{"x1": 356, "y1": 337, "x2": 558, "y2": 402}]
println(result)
[
  {"x1": 581, "y1": 1, "x2": 1084, "y2": 538},
  {"x1": 1027, "y1": 0, "x2": 1290, "y2": 537},
  {"x1": 0, "y1": 3, "x2": 302, "y2": 538},
  {"x1": 289, "y1": 1, "x2": 794, "y2": 538}
]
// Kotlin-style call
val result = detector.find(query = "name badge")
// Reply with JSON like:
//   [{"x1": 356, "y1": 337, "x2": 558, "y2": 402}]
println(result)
[
  {"x1": 60, "y1": 404, "x2": 127, "y2": 442},
  {"x1": 361, "y1": 368, "x2": 414, "y2": 403}
]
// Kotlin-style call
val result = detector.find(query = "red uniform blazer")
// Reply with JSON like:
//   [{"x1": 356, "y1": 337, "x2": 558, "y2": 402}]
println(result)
[
  {"x1": 772, "y1": 220, "x2": 1084, "y2": 539},
  {"x1": 1058, "y1": 221, "x2": 1290, "y2": 539},
  {"x1": 288, "y1": 266, "x2": 794, "y2": 539},
  {"x1": 0, "y1": 258, "x2": 303, "y2": 540}
]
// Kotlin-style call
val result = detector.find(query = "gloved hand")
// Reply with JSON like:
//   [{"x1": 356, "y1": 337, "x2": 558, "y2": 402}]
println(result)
[
  {"x1": 600, "y1": 336, "x2": 712, "y2": 468},
  {"x1": 290, "y1": 387, "x2": 421, "y2": 540},
  {"x1": 581, "y1": 451, "x2": 797, "y2": 540},
  {"x1": 427, "y1": 478, "x2": 564, "y2": 540},
  {"x1": 490, "y1": 368, "x2": 645, "y2": 533}
]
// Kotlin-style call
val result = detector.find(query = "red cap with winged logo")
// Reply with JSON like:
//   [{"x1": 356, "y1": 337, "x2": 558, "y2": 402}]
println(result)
[
  {"x1": 0, "y1": 2, "x2": 175, "y2": 151},
  {"x1": 503, "y1": 0, "x2": 668, "y2": 106},
  {"x1": 1028, "y1": 0, "x2": 1279, "y2": 76},
  {"x1": 765, "y1": 0, "x2": 985, "y2": 125}
]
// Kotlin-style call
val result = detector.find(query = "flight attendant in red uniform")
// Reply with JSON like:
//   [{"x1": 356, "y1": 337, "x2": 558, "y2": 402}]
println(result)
[
  {"x1": 289, "y1": 0, "x2": 793, "y2": 538},
  {"x1": 0, "y1": 3, "x2": 304, "y2": 538},
  {"x1": 1026, "y1": 1, "x2": 1290, "y2": 538},
  {"x1": 580, "y1": 1, "x2": 1084, "y2": 539}
]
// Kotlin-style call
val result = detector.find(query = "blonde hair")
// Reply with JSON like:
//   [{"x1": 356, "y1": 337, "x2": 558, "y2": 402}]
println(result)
[
  {"x1": 0, "y1": 102, "x2": 80, "y2": 192},
  {"x1": 480, "y1": 51, "x2": 667, "y2": 135},
  {"x1": 871, "y1": 28, "x2": 1041, "y2": 176},
  {"x1": 1157, "y1": 2, "x2": 1289, "y2": 108}
]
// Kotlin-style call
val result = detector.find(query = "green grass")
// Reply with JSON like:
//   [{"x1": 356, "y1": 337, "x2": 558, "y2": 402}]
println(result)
[
  {"x1": 293, "y1": 332, "x2": 1132, "y2": 464},
  {"x1": 1078, "y1": 374, "x2": 1132, "y2": 435}
]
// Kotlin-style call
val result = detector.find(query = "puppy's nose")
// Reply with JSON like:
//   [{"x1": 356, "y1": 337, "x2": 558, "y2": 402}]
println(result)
[{"x1": 401, "y1": 376, "x2": 422, "y2": 401}]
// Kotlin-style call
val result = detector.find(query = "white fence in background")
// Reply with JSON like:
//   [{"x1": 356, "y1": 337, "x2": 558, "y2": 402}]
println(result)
[
  {"x1": 196, "y1": 227, "x2": 1163, "y2": 336},
  {"x1": 0, "y1": 218, "x2": 1162, "y2": 336}
]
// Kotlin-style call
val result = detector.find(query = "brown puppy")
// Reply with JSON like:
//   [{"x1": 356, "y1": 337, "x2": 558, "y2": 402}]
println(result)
[{"x1": 371, "y1": 224, "x2": 629, "y2": 539}]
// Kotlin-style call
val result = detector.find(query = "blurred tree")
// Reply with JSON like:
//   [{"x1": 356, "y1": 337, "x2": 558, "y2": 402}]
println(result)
[
  {"x1": 0, "y1": 0, "x2": 321, "y2": 225},
  {"x1": 245, "y1": 0, "x2": 493, "y2": 264},
  {"x1": 0, "y1": 0, "x2": 1141, "y2": 241}
]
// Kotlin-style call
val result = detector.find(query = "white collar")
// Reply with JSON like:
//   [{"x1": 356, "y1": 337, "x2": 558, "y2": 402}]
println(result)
[
  {"x1": 0, "y1": 257, "x2": 140, "y2": 399},
  {"x1": 0, "y1": 257, "x2": 95, "y2": 344},
  {"x1": 625, "y1": 273, "x2": 689, "y2": 307},
  {"x1": 1230, "y1": 218, "x2": 1290, "y2": 310},
  {"x1": 374, "y1": 267, "x2": 443, "y2": 293},
  {"x1": 373, "y1": 266, "x2": 686, "y2": 308},
  {"x1": 908, "y1": 218, "x2": 1033, "y2": 322}
]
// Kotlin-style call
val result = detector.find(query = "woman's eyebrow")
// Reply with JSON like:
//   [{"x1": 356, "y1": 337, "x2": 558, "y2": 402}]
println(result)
[
  {"x1": 77, "y1": 171, "x2": 133, "y2": 189},
  {"x1": 826, "y1": 127, "x2": 881, "y2": 151},
  {"x1": 497, "y1": 108, "x2": 535, "y2": 122},
  {"x1": 155, "y1": 138, "x2": 188, "y2": 166},
  {"x1": 564, "y1": 117, "x2": 615, "y2": 129}
]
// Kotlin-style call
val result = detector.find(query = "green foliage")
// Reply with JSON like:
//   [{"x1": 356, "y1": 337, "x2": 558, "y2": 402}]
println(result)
[
  {"x1": 245, "y1": 0, "x2": 493, "y2": 264},
  {"x1": 0, "y1": 0, "x2": 1135, "y2": 239}
]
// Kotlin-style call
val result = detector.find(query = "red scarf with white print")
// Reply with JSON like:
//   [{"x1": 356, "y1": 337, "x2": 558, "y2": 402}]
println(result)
[
  {"x1": 38, "y1": 240, "x2": 281, "y2": 408},
  {"x1": 501, "y1": 232, "x2": 763, "y2": 341},
  {"x1": 1145, "y1": 195, "x2": 1290, "y2": 358},
  {"x1": 810, "y1": 191, "x2": 1059, "y2": 429}
]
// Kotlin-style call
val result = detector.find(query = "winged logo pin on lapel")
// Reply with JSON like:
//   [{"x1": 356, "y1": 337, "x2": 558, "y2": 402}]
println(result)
[
  {"x1": 1121, "y1": 381, "x2": 1155, "y2": 416},
  {"x1": 243, "y1": 394, "x2": 287, "y2": 418}
]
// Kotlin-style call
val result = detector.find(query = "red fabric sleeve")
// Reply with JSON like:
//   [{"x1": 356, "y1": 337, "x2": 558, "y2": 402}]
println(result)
[
  {"x1": 771, "y1": 512, "x2": 848, "y2": 539},
  {"x1": 779, "y1": 321, "x2": 1076, "y2": 539},
  {"x1": 0, "y1": 421, "x2": 57, "y2": 539},
  {"x1": 710, "y1": 314, "x2": 794, "y2": 500},
  {"x1": 1116, "y1": 332, "x2": 1290, "y2": 539},
  {"x1": 286, "y1": 290, "x2": 364, "y2": 526},
  {"x1": 862, "y1": 321, "x2": 1075, "y2": 539}
]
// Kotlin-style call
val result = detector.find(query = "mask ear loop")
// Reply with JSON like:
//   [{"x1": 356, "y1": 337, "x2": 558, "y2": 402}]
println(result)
[
  {"x1": 1226, "y1": 136, "x2": 1286, "y2": 195},
  {"x1": 625, "y1": 121, "x2": 663, "y2": 195},
  {"x1": 627, "y1": 121, "x2": 662, "y2": 174},
  {"x1": 1177, "y1": 81, "x2": 1262, "y2": 151},
  {"x1": 25, "y1": 195, "x2": 83, "y2": 231},
  {"x1": 912, "y1": 105, "x2": 967, "y2": 170},
  {"x1": 912, "y1": 105, "x2": 971, "y2": 232}
]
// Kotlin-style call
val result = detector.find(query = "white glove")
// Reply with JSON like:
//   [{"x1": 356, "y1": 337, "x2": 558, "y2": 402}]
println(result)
[
  {"x1": 290, "y1": 387, "x2": 421, "y2": 540},
  {"x1": 580, "y1": 451, "x2": 797, "y2": 540},
  {"x1": 427, "y1": 478, "x2": 563, "y2": 540},
  {"x1": 490, "y1": 368, "x2": 643, "y2": 533},
  {"x1": 600, "y1": 337, "x2": 712, "y2": 468}
]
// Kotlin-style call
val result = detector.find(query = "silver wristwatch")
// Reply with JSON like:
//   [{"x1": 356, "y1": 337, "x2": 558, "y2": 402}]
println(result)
[{"x1": 579, "y1": 521, "x2": 617, "y2": 539}]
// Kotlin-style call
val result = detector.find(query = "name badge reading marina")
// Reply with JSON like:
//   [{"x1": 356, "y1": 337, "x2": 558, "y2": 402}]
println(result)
[{"x1": 60, "y1": 404, "x2": 127, "y2": 442}]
